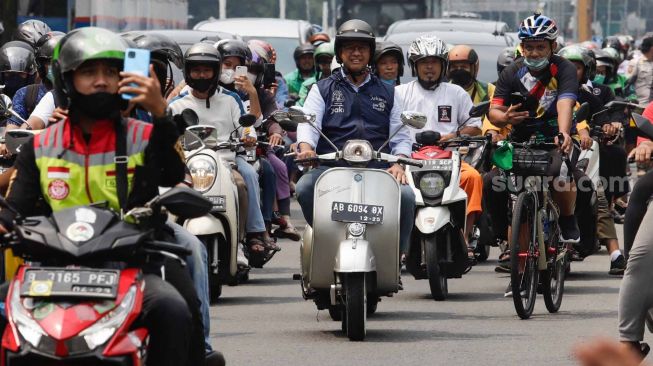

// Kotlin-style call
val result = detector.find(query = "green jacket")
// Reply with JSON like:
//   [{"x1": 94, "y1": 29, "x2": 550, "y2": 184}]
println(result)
[
  {"x1": 297, "y1": 76, "x2": 317, "y2": 106},
  {"x1": 284, "y1": 69, "x2": 316, "y2": 97}
]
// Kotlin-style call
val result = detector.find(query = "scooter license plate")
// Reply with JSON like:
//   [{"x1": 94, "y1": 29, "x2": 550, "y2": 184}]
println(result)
[
  {"x1": 20, "y1": 268, "x2": 120, "y2": 299},
  {"x1": 207, "y1": 195, "x2": 226, "y2": 211},
  {"x1": 331, "y1": 202, "x2": 384, "y2": 224}
]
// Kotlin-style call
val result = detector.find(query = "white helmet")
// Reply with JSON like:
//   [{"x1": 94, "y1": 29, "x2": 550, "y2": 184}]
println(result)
[{"x1": 407, "y1": 34, "x2": 448, "y2": 78}]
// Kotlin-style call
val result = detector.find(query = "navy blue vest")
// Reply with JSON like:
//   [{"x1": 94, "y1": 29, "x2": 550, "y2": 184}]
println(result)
[{"x1": 316, "y1": 71, "x2": 394, "y2": 156}]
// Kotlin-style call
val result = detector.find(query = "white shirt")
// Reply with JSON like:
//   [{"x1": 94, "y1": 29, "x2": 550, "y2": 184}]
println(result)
[
  {"x1": 297, "y1": 70, "x2": 412, "y2": 156},
  {"x1": 29, "y1": 91, "x2": 55, "y2": 126},
  {"x1": 394, "y1": 81, "x2": 480, "y2": 142},
  {"x1": 168, "y1": 87, "x2": 254, "y2": 141}
]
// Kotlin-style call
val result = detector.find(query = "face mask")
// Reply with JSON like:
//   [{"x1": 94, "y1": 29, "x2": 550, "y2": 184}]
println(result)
[
  {"x1": 72, "y1": 92, "x2": 124, "y2": 119},
  {"x1": 220, "y1": 69, "x2": 234, "y2": 85},
  {"x1": 188, "y1": 78, "x2": 213, "y2": 93},
  {"x1": 448, "y1": 69, "x2": 474, "y2": 88},
  {"x1": 523, "y1": 56, "x2": 550, "y2": 71},
  {"x1": 1, "y1": 73, "x2": 31, "y2": 98},
  {"x1": 593, "y1": 74, "x2": 606, "y2": 85},
  {"x1": 381, "y1": 78, "x2": 396, "y2": 86}
]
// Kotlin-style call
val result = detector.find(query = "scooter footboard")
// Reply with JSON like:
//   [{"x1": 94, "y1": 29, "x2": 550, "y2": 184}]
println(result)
[{"x1": 334, "y1": 239, "x2": 376, "y2": 273}]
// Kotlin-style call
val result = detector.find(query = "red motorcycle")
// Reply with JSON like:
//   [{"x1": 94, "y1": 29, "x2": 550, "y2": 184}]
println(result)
[{"x1": 0, "y1": 187, "x2": 211, "y2": 365}]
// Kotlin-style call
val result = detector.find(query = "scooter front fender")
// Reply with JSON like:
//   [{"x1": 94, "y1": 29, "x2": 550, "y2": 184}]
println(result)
[
  {"x1": 334, "y1": 239, "x2": 376, "y2": 273},
  {"x1": 184, "y1": 215, "x2": 226, "y2": 236},
  {"x1": 415, "y1": 207, "x2": 450, "y2": 235}
]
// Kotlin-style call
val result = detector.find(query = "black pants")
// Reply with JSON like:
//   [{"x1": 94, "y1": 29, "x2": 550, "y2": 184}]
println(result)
[
  {"x1": 599, "y1": 144, "x2": 629, "y2": 202},
  {"x1": 0, "y1": 258, "x2": 204, "y2": 366},
  {"x1": 624, "y1": 170, "x2": 653, "y2": 258}
]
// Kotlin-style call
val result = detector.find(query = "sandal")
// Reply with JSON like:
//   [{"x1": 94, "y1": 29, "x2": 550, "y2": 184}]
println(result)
[
  {"x1": 273, "y1": 226, "x2": 301, "y2": 241},
  {"x1": 261, "y1": 236, "x2": 281, "y2": 252},
  {"x1": 246, "y1": 238, "x2": 267, "y2": 254},
  {"x1": 498, "y1": 249, "x2": 510, "y2": 263}
]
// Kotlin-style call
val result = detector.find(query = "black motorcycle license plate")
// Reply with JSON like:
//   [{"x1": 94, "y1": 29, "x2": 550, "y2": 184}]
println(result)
[
  {"x1": 331, "y1": 202, "x2": 384, "y2": 225},
  {"x1": 20, "y1": 268, "x2": 120, "y2": 299},
  {"x1": 207, "y1": 195, "x2": 226, "y2": 211}
]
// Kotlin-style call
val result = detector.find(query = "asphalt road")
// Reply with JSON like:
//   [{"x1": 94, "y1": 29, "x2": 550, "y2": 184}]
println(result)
[{"x1": 208, "y1": 204, "x2": 627, "y2": 366}]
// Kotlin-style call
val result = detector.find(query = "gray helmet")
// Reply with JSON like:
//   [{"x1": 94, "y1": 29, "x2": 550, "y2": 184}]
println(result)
[
  {"x1": 496, "y1": 47, "x2": 515, "y2": 75},
  {"x1": 293, "y1": 43, "x2": 315, "y2": 68},
  {"x1": 374, "y1": 41, "x2": 405, "y2": 77},
  {"x1": 334, "y1": 19, "x2": 376, "y2": 64},
  {"x1": 184, "y1": 42, "x2": 221, "y2": 96},
  {"x1": 35, "y1": 31, "x2": 65, "y2": 80},
  {"x1": 121, "y1": 31, "x2": 183, "y2": 69},
  {"x1": 13, "y1": 20, "x2": 52, "y2": 48},
  {"x1": 407, "y1": 34, "x2": 448, "y2": 78},
  {"x1": 0, "y1": 41, "x2": 36, "y2": 74}
]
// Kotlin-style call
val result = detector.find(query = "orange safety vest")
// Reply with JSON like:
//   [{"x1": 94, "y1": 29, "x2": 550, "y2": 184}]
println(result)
[{"x1": 34, "y1": 118, "x2": 153, "y2": 212}]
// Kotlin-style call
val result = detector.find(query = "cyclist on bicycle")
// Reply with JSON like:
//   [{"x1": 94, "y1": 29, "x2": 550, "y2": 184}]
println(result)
[{"x1": 486, "y1": 13, "x2": 581, "y2": 252}]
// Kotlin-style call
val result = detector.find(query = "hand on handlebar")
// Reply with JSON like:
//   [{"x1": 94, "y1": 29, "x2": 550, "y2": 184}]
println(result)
[
  {"x1": 504, "y1": 104, "x2": 529, "y2": 125},
  {"x1": 602, "y1": 122, "x2": 622, "y2": 138},
  {"x1": 241, "y1": 135, "x2": 257, "y2": 147},
  {"x1": 268, "y1": 133, "x2": 284, "y2": 147},
  {"x1": 628, "y1": 140, "x2": 653, "y2": 164},
  {"x1": 555, "y1": 132, "x2": 573, "y2": 154},
  {"x1": 387, "y1": 163, "x2": 407, "y2": 185},
  {"x1": 295, "y1": 143, "x2": 318, "y2": 167}
]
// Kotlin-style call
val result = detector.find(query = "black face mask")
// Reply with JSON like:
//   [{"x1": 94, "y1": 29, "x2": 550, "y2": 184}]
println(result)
[
  {"x1": 71, "y1": 92, "x2": 125, "y2": 119},
  {"x1": 187, "y1": 78, "x2": 214, "y2": 93},
  {"x1": 1, "y1": 73, "x2": 33, "y2": 98},
  {"x1": 448, "y1": 69, "x2": 474, "y2": 88}
]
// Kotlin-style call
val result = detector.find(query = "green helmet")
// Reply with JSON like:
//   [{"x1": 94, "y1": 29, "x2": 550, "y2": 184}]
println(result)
[
  {"x1": 52, "y1": 27, "x2": 127, "y2": 104},
  {"x1": 314, "y1": 42, "x2": 334, "y2": 61},
  {"x1": 558, "y1": 45, "x2": 594, "y2": 82}
]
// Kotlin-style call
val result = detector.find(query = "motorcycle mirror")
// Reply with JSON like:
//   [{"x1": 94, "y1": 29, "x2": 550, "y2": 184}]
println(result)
[
  {"x1": 271, "y1": 110, "x2": 290, "y2": 122},
  {"x1": 5, "y1": 130, "x2": 36, "y2": 155},
  {"x1": 238, "y1": 114, "x2": 257, "y2": 128},
  {"x1": 288, "y1": 106, "x2": 317, "y2": 124},
  {"x1": 0, "y1": 95, "x2": 10, "y2": 123},
  {"x1": 187, "y1": 125, "x2": 218, "y2": 141},
  {"x1": 181, "y1": 109, "x2": 199, "y2": 127},
  {"x1": 400, "y1": 111, "x2": 427, "y2": 129},
  {"x1": 416, "y1": 130, "x2": 441, "y2": 146},
  {"x1": 469, "y1": 101, "x2": 490, "y2": 118},
  {"x1": 575, "y1": 102, "x2": 590, "y2": 122},
  {"x1": 633, "y1": 113, "x2": 653, "y2": 140},
  {"x1": 278, "y1": 119, "x2": 298, "y2": 132},
  {"x1": 156, "y1": 187, "x2": 212, "y2": 218}
]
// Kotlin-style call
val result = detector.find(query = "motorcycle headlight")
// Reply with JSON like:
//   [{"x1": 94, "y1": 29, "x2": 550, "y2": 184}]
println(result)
[
  {"x1": 188, "y1": 156, "x2": 217, "y2": 193},
  {"x1": 419, "y1": 172, "x2": 445, "y2": 198},
  {"x1": 78, "y1": 285, "x2": 137, "y2": 351},
  {"x1": 9, "y1": 280, "x2": 46, "y2": 348},
  {"x1": 342, "y1": 140, "x2": 373, "y2": 164}
]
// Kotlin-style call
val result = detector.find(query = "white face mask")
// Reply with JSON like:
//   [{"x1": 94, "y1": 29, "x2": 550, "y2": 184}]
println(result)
[{"x1": 220, "y1": 68, "x2": 234, "y2": 84}]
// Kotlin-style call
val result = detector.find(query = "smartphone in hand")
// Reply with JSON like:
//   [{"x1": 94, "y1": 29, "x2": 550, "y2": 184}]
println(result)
[
  {"x1": 122, "y1": 48, "x2": 151, "y2": 100},
  {"x1": 235, "y1": 65, "x2": 248, "y2": 78},
  {"x1": 263, "y1": 63, "x2": 276, "y2": 88}
]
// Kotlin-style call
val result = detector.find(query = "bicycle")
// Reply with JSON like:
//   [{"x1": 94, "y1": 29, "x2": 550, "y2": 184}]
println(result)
[{"x1": 495, "y1": 136, "x2": 569, "y2": 319}]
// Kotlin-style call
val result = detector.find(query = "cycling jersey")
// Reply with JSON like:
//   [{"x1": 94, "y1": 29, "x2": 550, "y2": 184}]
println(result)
[{"x1": 492, "y1": 55, "x2": 578, "y2": 141}]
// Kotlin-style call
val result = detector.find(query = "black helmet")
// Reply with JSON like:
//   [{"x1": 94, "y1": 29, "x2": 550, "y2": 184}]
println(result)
[
  {"x1": 496, "y1": 47, "x2": 515, "y2": 75},
  {"x1": 216, "y1": 39, "x2": 251, "y2": 66},
  {"x1": 184, "y1": 42, "x2": 222, "y2": 97},
  {"x1": 35, "y1": 32, "x2": 65, "y2": 80},
  {"x1": 0, "y1": 41, "x2": 36, "y2": 74},
  {"x1": 293, "y1": 43, "x2": 315, "y2": 68},
  {"x1": 13, "y1": 20, "x2": 52, "y2": 48},
  {"x1": 121, "y1": 31, "x2": 183, "y2": 69},
  {"x1": 52, "y1": 27, "x2": 127, "y2": 107},
  {"x1": 334, "y1": 19, "x2": 376, "y2": 64},
  {"x1": 373, "y1": 41, "x2": 405, "y2": 77}
]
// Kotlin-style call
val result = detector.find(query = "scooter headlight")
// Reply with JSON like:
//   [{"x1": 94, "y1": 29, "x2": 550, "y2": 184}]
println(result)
[
  {"x1": 188, "y1": 156, "x2": 217, "y2": 193},
  {"x1": 342, "y1": 140, "x2": 373, "y2": 164},
  {"x1": 9, "y1": 280, "x2": 46, "y2": 348},
  {"x1": 78, "y1": 285, "x2": 137, "y2": 350},
  {"x1": 419, "y1": 172, "x2": 445, "y2": 198},
  {"x1": 347, "y1": 223, "x2": 366, "y2": 238}
]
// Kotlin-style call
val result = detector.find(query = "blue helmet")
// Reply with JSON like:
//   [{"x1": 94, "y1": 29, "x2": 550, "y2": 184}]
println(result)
[{"x1": 518, "y1": 13, "x2": 559, "y2": 41}]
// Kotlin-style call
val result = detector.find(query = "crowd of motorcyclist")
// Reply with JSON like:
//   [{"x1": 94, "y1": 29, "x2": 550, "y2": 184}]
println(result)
[{"x1": 0, "y1": 11, "x2": 653, "y2": 365}]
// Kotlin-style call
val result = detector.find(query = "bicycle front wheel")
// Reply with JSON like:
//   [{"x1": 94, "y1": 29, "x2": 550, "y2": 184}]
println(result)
[
  {"x1": 542, "y1": 201, "x2": 566, "y2": 313},
  {"x1": 510, "y1": 191, "x2": 539, "y2": 319}
]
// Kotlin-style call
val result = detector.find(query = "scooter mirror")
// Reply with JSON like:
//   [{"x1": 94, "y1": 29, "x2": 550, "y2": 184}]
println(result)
[
  {"x1": 575, "y1": 102, "x2": 590, "y2": 123},
  {"x1": 271, "y1": 110, "x2": 290, "y2": 122},
  {"x1": 181, "y1": 108, "x2": 199, "y2": 127},
  {"x1": 278, "y1": 119, "x2": 298, "y2": 132},
  {"x1": 187, "y1": 125, "x2": 218, "y2": 142},
  {"x1": 5, "y1": 130, "x2": 36, "y2": 155},
  {"x1": 288, "y1": 106, "x2": 316, "y2": 124},
  {"x1": 239, "y1": 114, "x2": 257, "y2": 128},
  {"x1": 156, "y1": 187, "x2": 212, "y2": 218},
  {"x1": 400, "y1": 111, "x2": 427, "y2": 129},
  {"x1": 633, "y1": 113, "x2": 653, "y2": 140},
  {"x1": 0, "y1": 95, "x2": 11, "y2": 123},
  {"x1": 469, "y1": 101, "x2": 490, "y2": 118}
]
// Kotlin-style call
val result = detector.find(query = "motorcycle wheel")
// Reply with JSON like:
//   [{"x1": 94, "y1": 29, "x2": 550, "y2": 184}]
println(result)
[
  {"x1": 200, "y1": 235, "x2": 225, "y2": 303},
  {"x1": 328, "y1": 306, "x2": 342, "y2": 321},
  {"x1": 343, "y1": 273, "x2": 366, "y2": 341},
  {"x1": 475, "y1": 212, "x2": 494, "y2": 262},
  {"x1": 367, "y1": 295, "x2": 379, "y2": 316},
  {"x1": 424, "y1": 234, "x2": 448, "y2": 301}
]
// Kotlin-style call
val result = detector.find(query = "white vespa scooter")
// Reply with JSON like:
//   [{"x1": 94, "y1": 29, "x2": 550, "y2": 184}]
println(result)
[
  {"x1": 180, "y1": 110, "x2": 255, "y2": 301},
  {"x1": 288, "y1": 108, "x2": 425, "y2": 341},
  {"x1": 404, "y1": 102, "x2": 490, "y2": 300}
]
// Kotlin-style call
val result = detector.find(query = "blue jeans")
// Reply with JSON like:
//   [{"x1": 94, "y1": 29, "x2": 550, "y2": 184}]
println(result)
[
  {"x1": 296, "y1": 166, "x2": 415, "y2": 253},
  {"x1": 167, "y1": 221, "x2": 212, "y2": 353},
  {"x1": 259, "y1": 158, "x2": 277, "y2": 223},
  {"x1": 235, "y1": 156, "x2": 266, "y2": 233}
]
